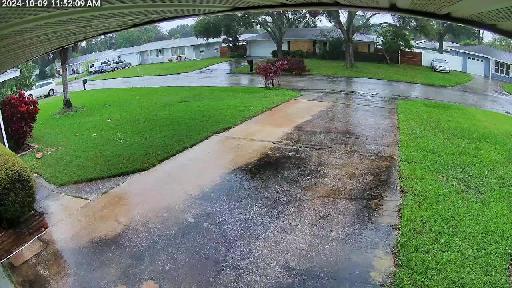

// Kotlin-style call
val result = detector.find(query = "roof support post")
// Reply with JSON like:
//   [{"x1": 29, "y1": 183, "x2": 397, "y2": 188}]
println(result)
[{"x1": 0, "y1": 109, "x2": 8, "y2": 149}]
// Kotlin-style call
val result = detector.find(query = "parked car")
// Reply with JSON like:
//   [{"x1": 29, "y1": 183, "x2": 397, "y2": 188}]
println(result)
[
  {"x1": 26, "y1": 80, "x2": 56, "y2": 99},
  {"x1": 98, "y1": 60, "x2": 114, "y2": 73},
  {"x1": 431, "y1": 58, "x2": 451, "y2": 73},
  {"x1": 89, "y1": 61, "x2": 102, "y2": 74},
  {"x1": 112, "y1": 59, "x2": 131, "y2": 70}
]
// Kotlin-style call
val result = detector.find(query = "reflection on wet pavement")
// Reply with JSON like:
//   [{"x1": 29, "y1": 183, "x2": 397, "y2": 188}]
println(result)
[
  {"x1": 64, "y1": 62, "x2": 512, "y2": 115},
  {"x1": 8, "y1": 89, "x2": 401, "y2": 287}
]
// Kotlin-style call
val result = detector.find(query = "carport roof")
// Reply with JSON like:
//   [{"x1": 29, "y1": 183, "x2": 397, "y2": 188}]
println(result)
[{"x1": 2, "y1": 0, "x2": 512, "y2": 73}]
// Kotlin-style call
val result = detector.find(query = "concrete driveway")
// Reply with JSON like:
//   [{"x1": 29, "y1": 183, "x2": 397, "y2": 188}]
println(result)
[{"x1": 9, "y1": 63, "x2": 512, "y2": 287}]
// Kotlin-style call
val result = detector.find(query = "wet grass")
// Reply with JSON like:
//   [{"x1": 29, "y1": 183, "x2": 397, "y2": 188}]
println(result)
[
  {"x1": 23, "y1": 86, "x2": 298, "y2": 185},
  {"x1": 502, "y1": 83, "x2": 512, "y2": 95},
  {"x1": 235, "y1": 59, "x2": 472, "y2": 87},
  {"x1": 91, "y1": 57, "x2": 226, "y2": 80},
  {"x1": 396, "y1": 100, "x2": 512, "y2": 287}
]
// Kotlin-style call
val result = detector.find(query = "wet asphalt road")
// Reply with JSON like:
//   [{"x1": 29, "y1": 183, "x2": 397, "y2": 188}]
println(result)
[
  {"x1": 60, "y1": 62, "x2": 512, "y2": 115},
  {"x1": 10, "y1": 91, "x2": 399, "y2": 287}
]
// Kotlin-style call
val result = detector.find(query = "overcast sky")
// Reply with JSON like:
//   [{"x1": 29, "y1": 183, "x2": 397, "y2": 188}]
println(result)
[{"x1": 157, "y1": 13, "x2": 495, "y2": 41}]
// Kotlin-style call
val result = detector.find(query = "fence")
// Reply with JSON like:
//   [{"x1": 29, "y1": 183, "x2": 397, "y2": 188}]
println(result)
[{"x1": 400, "y1": 50, "x2": 422, "y2": 65}]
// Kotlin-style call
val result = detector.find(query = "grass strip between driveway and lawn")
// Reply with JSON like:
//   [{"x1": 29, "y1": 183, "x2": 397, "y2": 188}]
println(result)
[
  {"x1": 91, "y1": 57, "x2": 227, "y2": 80},
  {"x1": 235, "y1": 58, "x2": 473, "y2": 87},
  {"x1": 24, "y1": 86, "x2": 299, "y2": 186},
  {"x1": 502, "y1": 83, "x2": 512, "y2": 95},
  {"x1": 395, "y1": 100, "x2": 512, "y2": 287}
]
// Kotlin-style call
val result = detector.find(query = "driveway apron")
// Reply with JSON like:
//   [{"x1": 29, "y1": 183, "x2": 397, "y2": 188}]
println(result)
[{"x1": 9, "y1": 89, "x2": 400, "y2": 287}]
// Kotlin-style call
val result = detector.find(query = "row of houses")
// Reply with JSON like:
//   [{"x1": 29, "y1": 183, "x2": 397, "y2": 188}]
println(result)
[{"x1": 61, "y1": 27, "x2": 512, "y2": 83}]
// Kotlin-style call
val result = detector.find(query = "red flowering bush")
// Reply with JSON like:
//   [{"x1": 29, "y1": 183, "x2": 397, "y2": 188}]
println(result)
[
  {"x1": 256, "y1": 59, "x2": 288, "y2": 88},
  {"x1": 283, "y1": 58, "x2": 308, "y2": 75},
  {"x1": 1, "y1": 90, "x2": 39, "y2": 152}
]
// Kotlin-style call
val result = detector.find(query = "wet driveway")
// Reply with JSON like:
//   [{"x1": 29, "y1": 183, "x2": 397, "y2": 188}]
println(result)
[{"x1": 10, "y1": 90, "x2": 400, "y2": 287}]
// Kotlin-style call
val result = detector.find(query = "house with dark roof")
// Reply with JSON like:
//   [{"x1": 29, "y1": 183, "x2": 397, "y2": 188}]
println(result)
[
  {"x1": 449, "y1": 45, "x2": 512, "y2": 82},
  {"x1": 246, "y1": 28, "x2": 378, "y2": 57}
]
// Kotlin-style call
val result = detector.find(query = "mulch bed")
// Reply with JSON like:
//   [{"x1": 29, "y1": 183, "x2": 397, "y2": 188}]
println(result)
[{"x1": 0, "y1": 212, "x2": 47, "y2": 263}]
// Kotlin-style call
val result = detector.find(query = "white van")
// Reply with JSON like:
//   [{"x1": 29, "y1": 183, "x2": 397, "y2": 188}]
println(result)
[{"x1": 89, "y1": 61, "x2": 102, "y2": 74}]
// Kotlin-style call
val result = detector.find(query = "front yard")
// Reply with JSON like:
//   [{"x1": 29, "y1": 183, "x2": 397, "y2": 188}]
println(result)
[
  {"x1": 235, "y1": 58, "x2": 472, "y2": 87},
  {"x1": 24, "y1": 87, "x2": 298, "y2": 185},
  {"x1": 396, "y1": 100, "x2": 512, "y2": 287},
  {"x1": 91, "y1": 57, "x2": 227, "y2": 80}
]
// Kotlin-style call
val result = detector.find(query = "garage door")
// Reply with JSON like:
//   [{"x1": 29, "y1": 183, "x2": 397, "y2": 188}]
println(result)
[{"x1": 467, "y1": 56, "x2": 485, "y2": 76}]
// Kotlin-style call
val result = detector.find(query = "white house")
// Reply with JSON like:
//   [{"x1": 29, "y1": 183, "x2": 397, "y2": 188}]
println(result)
[
  {"x1": 62, "y1": 37, "x2": 224, "y2": 74},
  {"x1": 246, "y1": 28, "x2": 378, "y2": 57},
  {"x1": 116, "y1": 37, "x2": 223, "y2": 65}
]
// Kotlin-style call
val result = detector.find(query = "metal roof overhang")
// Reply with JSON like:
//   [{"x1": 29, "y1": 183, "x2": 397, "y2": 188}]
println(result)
[{"x1": 1, "y1": 0, "x2": 512, "y2": 73}]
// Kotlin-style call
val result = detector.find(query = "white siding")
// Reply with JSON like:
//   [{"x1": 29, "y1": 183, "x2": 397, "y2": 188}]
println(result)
[
  {"x1": 119, "y1": 53, "x2": 140, "y2": 66},
  {"x1": 247, "y1": 40, "x2": 286, "y2": 57},
  {"x1": 185, "y1": 46, "x2": 195, "y2": 59},
  {"x1": 193, "y1": 43, "x2": 221, "y2": 59},
  {"x1": 418, "y1": 49, "x2": 463, "y2": 71}
]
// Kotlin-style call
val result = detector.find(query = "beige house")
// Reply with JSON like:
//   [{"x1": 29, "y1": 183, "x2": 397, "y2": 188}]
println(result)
[{"x1": 246, "y1": 28, "x2": 377, "y2": 57}]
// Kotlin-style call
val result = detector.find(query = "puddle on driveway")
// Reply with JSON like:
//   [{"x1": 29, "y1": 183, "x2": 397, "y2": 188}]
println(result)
[{"x1": 8, "y1": 92, "x2": 399, "y2": 287}]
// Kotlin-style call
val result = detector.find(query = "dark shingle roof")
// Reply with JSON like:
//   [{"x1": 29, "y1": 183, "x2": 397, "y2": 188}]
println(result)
[
  {"x1": 245, "y1": 28, "x2": 377, "y2": 43},
  {"x1": 452, "y1": 45, "x2": 512, "y2": 63}
]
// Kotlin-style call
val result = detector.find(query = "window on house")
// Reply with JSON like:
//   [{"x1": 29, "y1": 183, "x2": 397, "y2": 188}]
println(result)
[
  {"x1": 171, "y1": 47, "x2": 177, "y2": 56},
  {"x1": 494, "y1": 60, "x2": 511, "y2": 76},
  {"x1": 156, "y1": 49, "x2": 163, "y2": 57}
]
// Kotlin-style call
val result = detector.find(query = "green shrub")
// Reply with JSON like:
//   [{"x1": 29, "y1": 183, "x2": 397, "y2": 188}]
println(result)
[{"x1": 0, "y1": 145, "x2": 35, "y2": 228}]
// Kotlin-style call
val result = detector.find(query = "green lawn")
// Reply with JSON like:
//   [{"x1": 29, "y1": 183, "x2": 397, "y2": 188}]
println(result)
[
  {"x1": 91, "y1": 58, "x2": 227, "y2": 80},
  {"x1": 395, "y1": 100, "x2": 512, "y2": 287},
  {"x1": 502, "y1": 83, "x2": 512, "y2": 95},
  {"x1": 24, "y1": 87, "x2": 298, "y2": 185},
  {"x1": 235, "y1": 59, "x2": 472, "y2": 87}
]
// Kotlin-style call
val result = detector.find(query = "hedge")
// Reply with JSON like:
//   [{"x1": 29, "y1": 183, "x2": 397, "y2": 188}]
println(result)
[{"x1": 0, "y1": 145, "x2": 35, "y2": 228}]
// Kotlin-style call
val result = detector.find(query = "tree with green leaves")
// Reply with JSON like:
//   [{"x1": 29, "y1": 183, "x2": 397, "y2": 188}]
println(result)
[
  {"x1": 194, "y1": 14, "x2": 254, "y2": 47},
  {"x1": 115, "y1": 25, "x2": 167, "y2": 49},
  {"x1": 487, "y1": 36, "x2": 512, "y2": 52},
  {"x1": 167, "y1": 24, "x2": 194, "y2": 39},
  {"x1": 324, "y1": 10, "x2": 378, "y2": 68},
  {"x1": 0, "y1": 62, "x2": 36, "y2": 101},
  {"x1": 392, "y1": 15, "x2": 480, "y2": 53},
  {"x1": 378, "y1": 23, "x2": 413, "y2": 64},
  {"x1": 246, "y1": 11, "x2": 317, "y2": 58}
]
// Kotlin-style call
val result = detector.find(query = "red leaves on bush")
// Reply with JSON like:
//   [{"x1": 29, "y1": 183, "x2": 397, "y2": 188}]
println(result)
[
  {"x1": 256, "y1": 59, "x2": 288, "y2": 88},
  {"x1": 284, "y1": 58, "x2": 308, "y2": 75},
  {"x1": 256, "y1": 58, "x2": 309, "y2": 87},
  {"x1": 1, "y1": 90, "x2": 39, "y2": 152}
]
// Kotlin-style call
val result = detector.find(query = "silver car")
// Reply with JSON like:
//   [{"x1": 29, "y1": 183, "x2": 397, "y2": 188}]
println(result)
[{"x1": 431, "y1": 58, "x2": 450, "y2": 73}]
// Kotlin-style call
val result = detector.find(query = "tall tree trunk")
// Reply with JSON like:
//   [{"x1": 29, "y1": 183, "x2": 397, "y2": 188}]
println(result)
[
  {"x1": 276, "y1": 39, "x2": 283, "y2": 58},
  {"x1": 437, "y1": 35, "x2": 445, "y2": 54},
  {"x1": 344, "y1": 36, "x2": 354, "y2": 68},
  {"x1": 59, "y1": 47, "x2": 73, "y2": 110}
]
